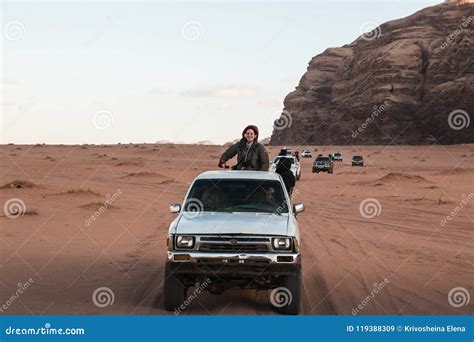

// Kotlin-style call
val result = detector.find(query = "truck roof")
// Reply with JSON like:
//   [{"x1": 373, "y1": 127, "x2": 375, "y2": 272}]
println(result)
[{"x1": 195, "y1": 170, "x2": 281, "y2": 181}]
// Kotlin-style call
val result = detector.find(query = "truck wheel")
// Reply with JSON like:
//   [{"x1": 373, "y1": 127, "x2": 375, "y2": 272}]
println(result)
[
  {"x1": 276, "y1": 268, "x2": 301, "y2": 315},
  {"x1": 164, "y1": 262, "x2": 187, "y2": 312}
]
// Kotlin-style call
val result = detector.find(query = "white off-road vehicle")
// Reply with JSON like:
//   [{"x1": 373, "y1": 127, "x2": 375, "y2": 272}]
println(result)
[{"x1": 165, "y1": 171, "x2": 304, "y2": 314}]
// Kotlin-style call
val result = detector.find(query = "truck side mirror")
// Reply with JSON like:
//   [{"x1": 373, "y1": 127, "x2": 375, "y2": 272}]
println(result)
[
  {"x1": 169, "y1": 203, "x2": 181, "y2": 213},
  {"x1": 293, "y1": 203, "x2": 305, "y2": 214}
]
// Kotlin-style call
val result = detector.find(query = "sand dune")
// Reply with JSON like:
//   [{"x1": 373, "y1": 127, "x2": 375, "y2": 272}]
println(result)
[
  {"x1": 0, "y1": 144, "x2": 472, "y2": 316},
  {"x1": 46, "y1": 189, "x2": 101, "y2": 197},
  {"x1": 115, "y1": 161, "x2": 145, "y2": 167},
  {"x1": 1, "y1": 180, "x2": 39, "y2": 189},
  {"x1": 354, "y1": 172, "x2": 431, "y2": 186}
]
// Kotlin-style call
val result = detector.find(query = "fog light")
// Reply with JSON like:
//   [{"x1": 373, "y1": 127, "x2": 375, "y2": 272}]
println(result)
[
  {"x1": 277, "y1": 256, "x2": 293, "y2": 262},
  {"x1": 174, "y1": 254, "x2": 190, "y2": 261}
]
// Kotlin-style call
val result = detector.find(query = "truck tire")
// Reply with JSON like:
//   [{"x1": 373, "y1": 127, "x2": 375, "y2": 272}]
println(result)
[
  {"x1": 276, "y1": 267, "x2": 301, "y2": 315},
  {"x1": 164, "y1": 262, "x2": 187, "y2": 312}
]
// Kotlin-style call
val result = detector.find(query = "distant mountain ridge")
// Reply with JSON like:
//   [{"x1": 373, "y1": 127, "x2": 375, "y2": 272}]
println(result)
[{"x1": 155, "y1": 140, "x2": 216, "y2": 145}]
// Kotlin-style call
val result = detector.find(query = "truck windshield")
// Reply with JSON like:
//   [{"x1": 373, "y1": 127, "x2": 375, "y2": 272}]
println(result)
[{"x1": 185, "y1": 179, "x2": 289, "y2": 214}]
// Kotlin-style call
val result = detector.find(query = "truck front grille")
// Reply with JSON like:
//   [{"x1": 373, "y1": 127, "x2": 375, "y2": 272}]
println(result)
[
  {"x1": 197, "y1": 236, "x2": 270, "y2": 253},
  {"x1": 199, "y1": 243, "x2": 268, "y2": 253}
]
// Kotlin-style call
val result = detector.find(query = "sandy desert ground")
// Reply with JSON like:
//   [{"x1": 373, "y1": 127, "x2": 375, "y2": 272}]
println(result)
[{"x1": 0, "y1": 143, "x2": 473, "y2": 315}]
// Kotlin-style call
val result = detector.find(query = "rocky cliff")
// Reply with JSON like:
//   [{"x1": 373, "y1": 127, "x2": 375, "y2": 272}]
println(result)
[{"x1": 270, "y1": 2, "x2": 473, "y2": 145}]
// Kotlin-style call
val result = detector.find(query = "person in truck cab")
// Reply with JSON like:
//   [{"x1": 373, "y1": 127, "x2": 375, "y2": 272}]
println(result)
[
  {"x1": 263, "y1": 186, "x2": 275, "y2": 203},
  {"x1": 218, "y1": 125, "x2": 270, "y2": 171},
  {"x1": 201, "y1": 187, "x2": 225, "y2": 211}
]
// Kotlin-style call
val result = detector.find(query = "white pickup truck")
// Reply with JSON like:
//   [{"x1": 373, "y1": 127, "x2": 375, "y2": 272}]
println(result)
[{"x1": 165, "y1": 170, "x2": 304, "y2": 314}]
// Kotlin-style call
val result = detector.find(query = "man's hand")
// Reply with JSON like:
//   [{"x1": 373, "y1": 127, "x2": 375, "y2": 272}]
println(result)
[{"x1": 218, "y1": 161, "x2": 226, "y2": 168}]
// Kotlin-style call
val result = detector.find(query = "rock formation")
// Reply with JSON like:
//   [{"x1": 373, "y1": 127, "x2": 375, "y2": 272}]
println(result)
[{"x1": 270, "y1": 2, "x2": 473, "y2": 145}]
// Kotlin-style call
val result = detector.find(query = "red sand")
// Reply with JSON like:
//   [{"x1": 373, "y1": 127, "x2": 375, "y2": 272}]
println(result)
[{"x1": 1, "y1": 144, "x2": 473, "y2": 315}]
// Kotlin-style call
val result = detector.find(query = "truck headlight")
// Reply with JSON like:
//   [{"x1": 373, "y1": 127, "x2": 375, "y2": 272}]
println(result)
[
  {"x1": 176, "y1": 235, "x2": 195, "y2": 249},
  {"x1": 272, "y1": 237, "x2": 291, "y2": 250}
]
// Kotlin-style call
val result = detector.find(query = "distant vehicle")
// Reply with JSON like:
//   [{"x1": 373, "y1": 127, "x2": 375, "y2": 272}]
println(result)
[
  {"x1": 332, "y1": 152, "x2": 343, "y2": 162},
  {"x1": 351, "y1": 155, "x2": 364, "y2": 166},
  {"x1": 301, "y1": 150, "x2": 312, "y2": 158},
  {"x1": 283, "y1": 146, "x2": 292, "y2": 154},
  {"x1": 312, "y1": 156, "x2": 333, "y2": 174},
  {"x1": 271, "y1": 155, "x2": 301, "y2": 180}
]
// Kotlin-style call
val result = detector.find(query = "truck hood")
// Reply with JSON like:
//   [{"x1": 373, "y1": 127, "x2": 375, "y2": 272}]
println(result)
[{"x1": 175, "y1": 212, "x2": 289, "y2": 236}]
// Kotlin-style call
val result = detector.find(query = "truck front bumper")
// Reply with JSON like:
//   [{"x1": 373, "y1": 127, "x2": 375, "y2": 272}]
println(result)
[{"x1": 167, "y1": 251, "x2": 301, "y2": 276}]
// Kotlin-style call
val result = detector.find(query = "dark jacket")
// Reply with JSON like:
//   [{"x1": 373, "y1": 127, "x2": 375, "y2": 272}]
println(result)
[
  {"x1": 219, "y1": 139, "x2": 270, "y2": 171},
  {"x1": 275, "y1": 158, "x2": 296, "y2": 194}
]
